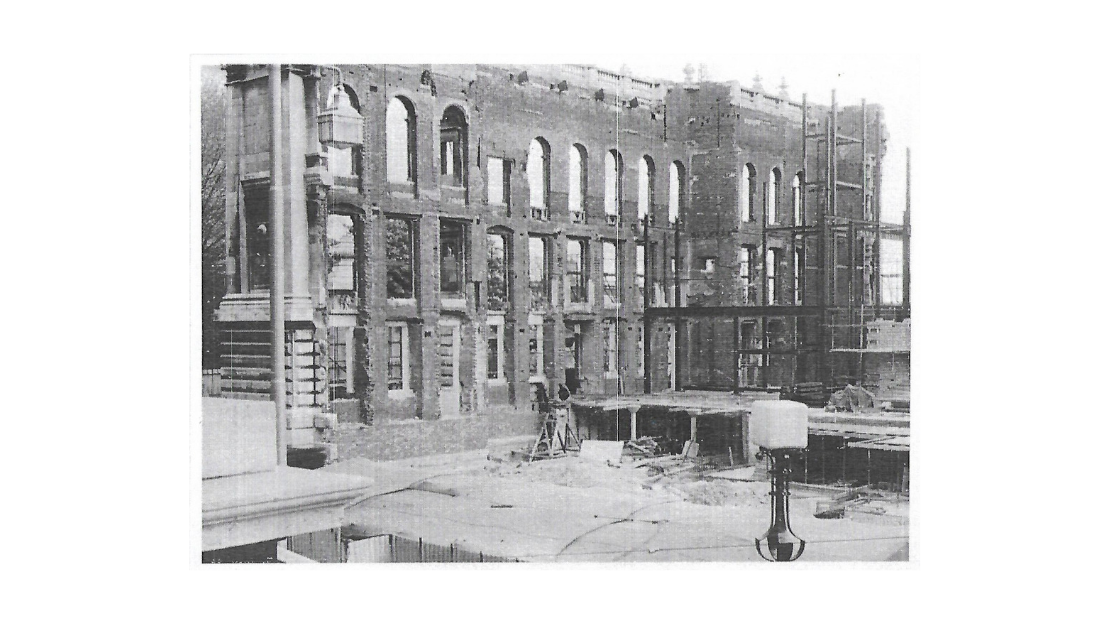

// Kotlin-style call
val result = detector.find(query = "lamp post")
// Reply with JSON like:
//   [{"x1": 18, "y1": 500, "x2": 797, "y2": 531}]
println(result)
[
  {"x1": 750, "y1": 400, "x2": 809, "y2": 562},
  {"x1": 755, "y1": 447, "x2": 805, "y2": 562}
]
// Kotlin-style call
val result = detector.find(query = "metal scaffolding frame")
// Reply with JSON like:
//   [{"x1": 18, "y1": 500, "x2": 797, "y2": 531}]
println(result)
[{"x1": 646, "y1": 91, "x2": 910, "y2": 395}]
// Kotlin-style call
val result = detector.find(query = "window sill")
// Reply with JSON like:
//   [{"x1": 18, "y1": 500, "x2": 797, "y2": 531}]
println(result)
[
  {"x1": 388, "y1": 389, "x2": 415, "y2": 400},
  {"x1": 387, "y1": 298, "x2": 417, "y2": 306},
  {"x1": 441, "y1": 297, "x2": 467, "y2": 311}
]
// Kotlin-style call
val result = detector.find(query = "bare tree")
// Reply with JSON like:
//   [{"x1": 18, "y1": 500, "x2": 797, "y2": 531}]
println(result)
[{"x1": 201, "y1": 66, "x2": 227, "y2": 369}]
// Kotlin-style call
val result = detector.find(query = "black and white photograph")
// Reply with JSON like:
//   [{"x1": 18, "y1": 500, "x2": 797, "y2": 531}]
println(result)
[
  {"x1": 199, "y1": 61, "x2": 911, "y2": 563},
  {"x1": 10, "y1": 2, "x2": 1106, "y2": 621}
]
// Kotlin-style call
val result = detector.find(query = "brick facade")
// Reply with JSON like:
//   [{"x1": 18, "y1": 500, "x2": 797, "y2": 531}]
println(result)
[{"x1": 215, "y1": 64, "x2": 904, "y2": 461}]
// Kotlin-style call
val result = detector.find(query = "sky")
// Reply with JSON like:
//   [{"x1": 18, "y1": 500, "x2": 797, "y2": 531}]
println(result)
[{"x1": 601, "y1": 55, "x2": 917, "y2": 225}]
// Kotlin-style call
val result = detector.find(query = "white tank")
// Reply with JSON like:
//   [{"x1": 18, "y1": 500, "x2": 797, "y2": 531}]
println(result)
[{"x1": 750, "y1": 400, "x2": 809, "y2": 450}]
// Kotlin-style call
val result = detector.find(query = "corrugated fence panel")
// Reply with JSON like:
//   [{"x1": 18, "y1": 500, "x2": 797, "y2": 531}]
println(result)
[
  {"x1": 288, "y1": 529, "x2": 341, "y2": 563},
  {"x1": 392, "y1": 536, "x2": 423, "y2": 563},
  {"x1": 342, "y1": 534, "x2": 520, "y2": 563}
]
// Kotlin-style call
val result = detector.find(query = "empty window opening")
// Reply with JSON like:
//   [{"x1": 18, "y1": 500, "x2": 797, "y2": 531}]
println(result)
[
  {"x1": 638, "y1": 156, "x2": 655, "y2": 221},
  {"x1": 635, "y1": 244, "x2": 646, "y2": 305},
  {"x1": 326, "y1": 213, "x2": 357, "y2": 311},
  {"x1": 739, "y1": 245, "x2": 756, "y2": 304},
  {"x1": 385, "y1": 217, "x2": 415, "y2": 300},
  {"x1": 739, "y1": 321, "x2": 762, "y2": 387},
  {"x1": 603, "y1": 241, "x2": 619, "y2": 307},
  {"x1": 603, "y1": 320, "x2": 618, "y2": 378},
  {"x1": 768, "y1": 168, "x2": 782, "y2": 224},
  {"x1": 567, "y1": 238, "x2": 588, "y2": 304},
  {"x1": 440, "y1": 221, "x2": 466, "y2": 296},
  {"x1": 669, "y1": 161, "x2": 684, "y2": 224},
  {"x1": 528, "y1": 320, "x2": 545, "y2": 380},
  {"x1": 486, "y1": 156, "x2": 510, "y2": 208},
  {"x1": 880, "y1": 236, "x2": 904, "y2": 305},
  {"x1": 741, "y1": 163, "x2": 756, "y2": 223},
  {"x1": 487, "y1": 316, "x2": 505, "y2": 381},
  {"x1": 528, "y1": 138, "x2": 551, "y2": 218},
  {"x1": 767, "y1": 247, "x2": 781, "y2": 304},
  {"x1": 568, "y1": 144, "x2": 588, "y2": 220},
  {"x1": 528, "y1": 235, "x2": 550, "y2": 310},
  {"x1": 604, "y1": 150, "x2": 623, "y2": 223},
  {"x1": 487, "y1": 232, "x2": 510, "y2": 311},
  {"x1": 440, "y1": 106, "x2": 468, "y2": 186},
  {"x1": 696, "y1": 256, "x2": 716, "y2": 273},
  {"x1": 386, "y1": 97, "x2": 417, "y2": 185},
  {"x1": 243, "y1": 193, "x2": 270, "y2": 293},
  {"x1": 792, "y1": 172, "x2": 803, "y2": 225},
  {"x1": 794, "y1": 247, "x2": 803, "y2": 305},
  {"x1": 637, "y1": 323, "x2": 645, "y2": 378},
  {"x1": 327, "y1": 326, "x2": 354, "y2": 401},
  {"x1": 387, "y1": 323, "x2": 411, "y2": 393}
]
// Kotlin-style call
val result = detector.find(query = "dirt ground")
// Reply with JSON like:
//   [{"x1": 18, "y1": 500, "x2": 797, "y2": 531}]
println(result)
[{"x1": 333, "y1": 441, "x2": 909, "y2": 562}]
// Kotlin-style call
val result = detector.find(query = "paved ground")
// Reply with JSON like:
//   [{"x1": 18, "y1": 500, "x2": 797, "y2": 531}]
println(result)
[{"x1": 324, "y1": 436, "x2": 909, "y2": 563}]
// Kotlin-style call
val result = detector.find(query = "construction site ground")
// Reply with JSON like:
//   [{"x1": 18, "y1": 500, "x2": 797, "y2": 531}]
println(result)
[{"x1": 323, "y1": 435, "x2": 909, "y2": 562}]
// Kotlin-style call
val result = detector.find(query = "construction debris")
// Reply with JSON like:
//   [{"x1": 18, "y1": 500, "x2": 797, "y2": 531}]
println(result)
[
  {"x1": 826, "y1": 384, "x2": 877, "y2": 412},
  {"x1": 579, "y1": 440, "x2": 624, "y2": 464}
]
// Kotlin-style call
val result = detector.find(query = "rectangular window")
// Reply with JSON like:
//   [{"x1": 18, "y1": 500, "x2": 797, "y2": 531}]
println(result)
[
  {"x1": 740, "y1": 245, "x2": 755, "y2": 305},
  {"x1": 528, "y1": 319, "x2": 544, "y2": 379},
  {"x1": 387, "y1": 323, "x2": 410, "y2": 393},
  {"x1": 487, "y1": 316, "x2": 504, "y2": 381},
  {"x1": 603, "y1": 241, "x2": 619, "y2": 307},
  {"x1": 327, "y1": 213, "x2": 357, "y2": 312},
  {"x1": 697, "y1": 256, "x2": 716, "y2": 273},
  {"x1": 794, "y1": 248, "x2": 803, "y2": 305},
  {"x1": 487, "y1": 232, "x2": 509, "y2": 311},
  {"x1": 386, "y1": 217, "x2": 415, "y2": 300},
  {"x1": 441, "y1": 140, "x2": 455, "y2": 177},
  {"x1": 244, "y1": 194, "x2": 270, "y2": 292},
  {"x1": 880, "y1": 236, "x2": 904, "y2": 305},
  {"x1": 739, "y1": 321, "x2": 762, "y2": 387},
  {"x1": 327, "y1": 326, "x2": 353, "y2": 400},
  {"x1": 767, "y1": 248, "x2": 781, "y2": 305},
  {"x1": 650, "y1": 242, "x2": 664, "y2": 306},
  {"x1": 486, "y1": 157, "x2": 509, "y2": 206},
  {"x1": 528, "y1": 236, "x2": 550, "y2": 310},
  {"x1": 567, "y1": 238, "x2": 588, "y2": 304},
  {"x1": 637, "y1": 323, "x2": 645, "y2": 378},
  {"x1": 635, "y1": 244, "x2": 646, "y2": 306},
  {"x1": 440, "y1": 221, "x2": 466, "y2": 296},
  {"x1": 603, "y1": 321, "x2": 618, "y2": 377}
]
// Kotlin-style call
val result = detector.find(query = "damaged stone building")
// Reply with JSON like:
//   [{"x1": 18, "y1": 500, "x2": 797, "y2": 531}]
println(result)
[{"x1": 213, "y1": 64, "x2": 909, "y2": 459}]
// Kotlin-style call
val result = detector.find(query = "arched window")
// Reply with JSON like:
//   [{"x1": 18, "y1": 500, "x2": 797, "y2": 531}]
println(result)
[
  {"x1": 741, "y1": 163, "x2": 755, "y2": 223},
  {"x1": 638, "y1": 156, "x2": 655, "y2": 221},
  {"x1": 669, "y1": 161, "x2": 685, "y2": 224},
  {"x1": 568, "y1": 144, "x2": 588, "y2": 220},
  {"x1": 792, "y1": 172, "x2": 803, "y2": 225},
  {"x1": 386, "y1": 97, "x2": 416, "y2": 184},
  {"x1": 604, "y1": 149, "x2": 623, "y2": 223},
  {"x1": 768, "y1": 168, "x2": 782, "y2": 224},
  {"x1": 439, "y1": 106, "x2": 467, "y2": 187},
  {"x1": 528, "y1": 137, "x2": 551, "y2": 218}
]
